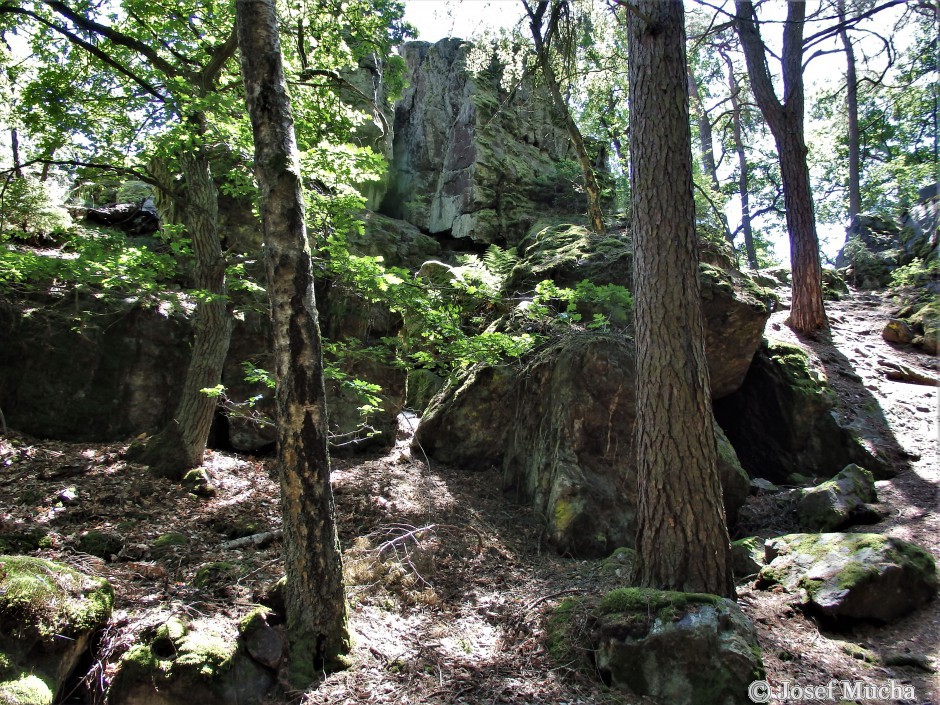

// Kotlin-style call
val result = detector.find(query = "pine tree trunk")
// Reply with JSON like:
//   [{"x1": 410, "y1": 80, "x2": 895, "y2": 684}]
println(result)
[
  {"x1": 627, "y1": 0, "x2": 734, "y2": 598},
  {"x1": 735, "y1": 0, "x2": 827, "y2": 334},
  {"x1": 236, "y1": 0, "x2": 350, "y2": 685},
  {"x1": 136, "y1": 150, "x2": 231, "y2": 478},
  {"x1": 838, "y1": 0, "x2": 862, "y2": 221},
  {"x1": 10, "y1": 129, "x2": 22, "y2": 178}
]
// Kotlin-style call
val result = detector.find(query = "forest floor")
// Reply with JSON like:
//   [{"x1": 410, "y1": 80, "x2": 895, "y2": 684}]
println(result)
[{"x1": 0, "y1": 285, "x2": 937, "y2": 705}]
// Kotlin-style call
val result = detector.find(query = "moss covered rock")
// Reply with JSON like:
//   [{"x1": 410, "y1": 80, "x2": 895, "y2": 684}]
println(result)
[
  {"x1": 550, "y1": 588, "x2": 764, "y2": 704},
  {"x1": 109, "y1": 616, "x2": 275, "y2": 705},
  {"x1": 795, "y1": 464, "x2": 882, "y2": 531},
  {"x1": 757, "y1": 533, "x2": 938, "y2": 625},
  {"x1": 0, "y1": 555, "x2": 114, "y2": 705},
  {"x1": 715, "y1": 339, "x2": 890, "y2": 483},
  {"x1": 731, "y1": 537, "x2": 765, "y2": 581}
]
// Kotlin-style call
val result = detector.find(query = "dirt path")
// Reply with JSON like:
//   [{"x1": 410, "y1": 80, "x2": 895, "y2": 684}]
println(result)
[{"x1": 0, "y1": 287, "x2": 937, "y2": 705}]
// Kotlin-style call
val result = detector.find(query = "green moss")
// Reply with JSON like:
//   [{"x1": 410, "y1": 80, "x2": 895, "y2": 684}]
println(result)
[
  {"x1": 839, "y1": 641, "x2": 876, "y2": 663},
  {"x1": 0, "y1": 529, "x2": 49, "y2": 554},
  {"x1": 153, "y1": 532, "x2": 189, "y2": 548},
  {"x1": 0, "y1": 555, "x2": 113, "y2": 643},
  {"x1": 237, "y1": 607, "x2": 271, "y2": 636},
  {"x1": 798, "y1": 577, "x2": 825, "y2": 599},
  {"x1": 78, "y1": 530, "x2": 123, "y2": 559},
  {"x1": 599, "y1": 587, "x2": 721, "y2": 618},
  {"x1": 546, "y1": 597, "x2": 587, "y2": 665},
  {"x1": 193, "y1": 562, "x2": 239, "y2": 589},
  {"x1": 891, "y1": 538, "x2": 938, "y2": 583},
  {"x1": 0, "y1": 672, "x2": 55, "y2": 705}
]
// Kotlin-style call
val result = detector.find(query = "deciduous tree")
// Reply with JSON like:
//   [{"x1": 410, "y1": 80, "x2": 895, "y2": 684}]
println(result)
[{"x1": 236, "y1": 0, "x2": 350, "y2": 683}]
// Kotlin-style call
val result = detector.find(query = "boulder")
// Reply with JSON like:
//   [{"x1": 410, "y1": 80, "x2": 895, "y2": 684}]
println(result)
[
  {"x1": 0, "y1": 294, "x2": 190, "y2": 442},
  {"x1": 795, "y1": 464, "x2": 881, "y2": 531},
  {"x1": 714, "y1": 339, "x2": 890, "y2": 484},
  {"x1": 550, "y1": 588, "x2": 764, "y2": 705},
  {"x1": 0, "y1": 555, "x2": 114, "y2": 705},
  {"x1": 757, "y1": 533, "x2": 938, "y2": 624},
  {"x1": 504, "y1": 222, "x2": 774, "y2": 398},
  {"x1": 882, "y1": 318, "x2": 916, "y2": 345},
  {"x1": 382, "y1": 39, "x2": 586, "y2": 245},
  {"x1": 731, "y1": 537, "x2": 765, "y2": 581},
  {"x1": 108, "y1": 615, "x2": 275, "y2": 705},
  {"x1": 416, "y1": 334, "x2": 751, "y2": 557}
]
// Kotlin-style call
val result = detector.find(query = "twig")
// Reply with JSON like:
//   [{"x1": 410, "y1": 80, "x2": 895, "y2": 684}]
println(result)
[{"x1": 525, "y1": 588, "x2": 587, "y2": 612}]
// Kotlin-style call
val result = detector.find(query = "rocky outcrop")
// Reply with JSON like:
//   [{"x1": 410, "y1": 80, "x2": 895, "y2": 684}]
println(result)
[
  {"x1": 0, "y1": 556, "x2": 114, "y2": 705},
  {"x1": 550, "y1": 589, "x2": 764, "y2": 704},
  {"x1": 757, "y1": 533, "x2": 937, "y2": 625},
  {"x1": 381, "y1": 39, "x2": 589, "y2": 245},
  {"x1": 0, "y1": 294, "x2": 190, "y2": 442},
  {"x1": 416, "y1": 333, "x2": 751, "y2": 557},
  {"x1": 714, "y1": 339, "x2": 890, "y2": 484}
]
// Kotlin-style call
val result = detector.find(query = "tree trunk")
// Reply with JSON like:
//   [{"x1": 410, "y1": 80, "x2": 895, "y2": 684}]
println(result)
[
  {"x1": 838, "y1": 0, "x2": 862, "y2": 221},
  {"x1": 134, "y1": 150, "x2": 231, "y2": 478},
  {"x1": 723, "y1": 53, "x2": 758, "y2": 270},
  {"x1": 236, "y1": 0, "x2": 350, "y2": 685},
  {"x1": 10, "y1": 129, "x2": 22, "y2": 178},
  {"x1": 525, "y1": 0, "x2": 606, "y2": 235},
  {"x1": 627, "y1": 0, "x2": 734, "y2": 598},
  {"x1": 687, "y1": 67, "x2": 720, "y2": 192},
  {"x1": 735, "y1": 0, "x2": 827, "y2": 334}
]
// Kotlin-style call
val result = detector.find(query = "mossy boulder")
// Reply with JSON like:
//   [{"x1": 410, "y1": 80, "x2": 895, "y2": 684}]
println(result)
[
  {"x1": 715, "y1": 339, "x2": 890, "y2": 483},
  {"x1": 416, "y1": 334, "x2": 751, "y2": 557},
  {"x1": 795, "y1": 464, "x2": 882, "y2": 531},
  {"x1": 550, "y1": 588, "x2": 764, "y2": 705},
  {"x1": 731, "y1": 537, "x2": 765, "y2": 581},
  {"x1": 505, "y1": 223, "x2": 774, "y2": 399},
  {"x1": 757, "y1": 533, "x2": 938, "y2": 625},
  {"x1": 0, "y1": 555, "x2": 114, "y2": 705},
  {"x1": 109, "y1": 616, "x2": 275, "y2": 705}
]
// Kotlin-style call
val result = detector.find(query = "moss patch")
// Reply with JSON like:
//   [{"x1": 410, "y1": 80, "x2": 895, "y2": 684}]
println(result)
[
  {"x1": 0, "y1": 555, "x2": 114, "y2": 644},
  {"x1": 599, "y1": 587, "x2": 721, "y2": 620},
  {"x1": 0, "y1": 672, "x2": 55, "y2": 705}
]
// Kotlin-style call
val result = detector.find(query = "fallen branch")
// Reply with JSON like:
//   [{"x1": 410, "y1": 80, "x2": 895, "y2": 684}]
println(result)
[{"x1": 221, "y1": 530, "x2": 282, "y2": 550}]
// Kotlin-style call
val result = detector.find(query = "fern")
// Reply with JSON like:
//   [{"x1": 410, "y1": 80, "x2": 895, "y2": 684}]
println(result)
[{"x1": 483, "y1": 244, "x2": 519, "y2": 278}]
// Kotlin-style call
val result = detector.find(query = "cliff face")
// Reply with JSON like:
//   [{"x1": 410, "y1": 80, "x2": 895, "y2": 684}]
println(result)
[{"x1": 380, "y1": 38, "x2": 589, "y2": 245}]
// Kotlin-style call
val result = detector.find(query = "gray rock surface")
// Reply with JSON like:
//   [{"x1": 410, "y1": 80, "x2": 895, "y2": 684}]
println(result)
[
  {"x1": 382, "y1": 39, "x2": 584, "y2": 244},
  {"x1": 416, "y1": 333, "x2": 750, "y2": 557},
  {"x1": 795, "y1": 464, "x2": 881, "y2": 531},
  {"x1": 588, "y1": 589, "x2": 764, "y2": 705},
  {"x1": 758, "y1": 533, "x2": 938, "y2": 624},
  {"x1": 715, "y1": 339, "x2": 890, "y2": 483}
]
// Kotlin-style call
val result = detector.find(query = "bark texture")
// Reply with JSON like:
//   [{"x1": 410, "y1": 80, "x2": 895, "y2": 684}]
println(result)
[
  {"x1": 627, "y1": 0, "x2": 734, "y2": 597},
  {"x1": 735, "y1": 0, "x2": 827, "y2": 334},
  {"x1": 838, "y1": 0, "x2": 862, "y2": 221},
  {"x1": 524, "y1": 0, "x2": 607, "y2": 235},
  {"x1": 136, "y1": 150, "x2": 231, "y2": 478},
  {"x1": 722, "y1": 52, "x2": 758, "y2": 270},
  {"x1": 236, "y1": 0, "x2": 350, "y2": 684}
]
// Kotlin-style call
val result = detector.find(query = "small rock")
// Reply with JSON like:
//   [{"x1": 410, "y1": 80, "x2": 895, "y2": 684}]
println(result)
[
  {"x1": 882, "y1": 319, "x2": 916, "y2": 345},
  {"x1": 749, "y1": 478, "x2": 779, "y2": 494},
  {"x1": 57, "y1": 486, "x2": 79, "y2": 505},
  {"x1": 795, "y1": 464, "x2": 878, "y2": 531},
  {"x1": 881, "y1": 649, "x2": 935, "y2": 672}
]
